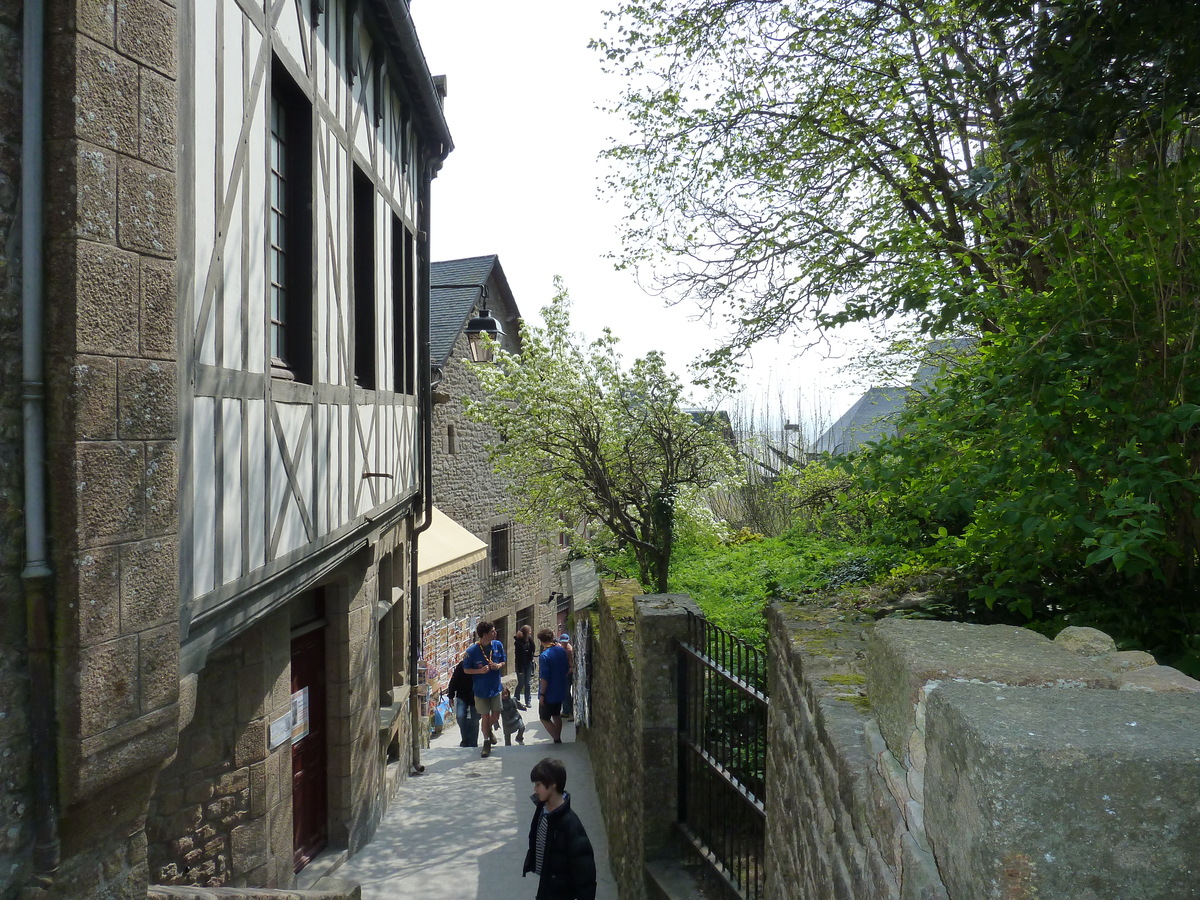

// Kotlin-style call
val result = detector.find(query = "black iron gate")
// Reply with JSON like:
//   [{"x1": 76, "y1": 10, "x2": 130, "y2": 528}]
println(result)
[{"x1": 677, "y1": 612, "x2": 768, "y2": 900}]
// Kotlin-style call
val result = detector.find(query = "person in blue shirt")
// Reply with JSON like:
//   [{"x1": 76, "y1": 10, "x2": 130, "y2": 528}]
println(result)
[
  {"x1": 463, "y1": 620, "x2": 506, "y2": 757},
  {"x1": 536, "y1": 628, "x2": 570, "y2": 743}
]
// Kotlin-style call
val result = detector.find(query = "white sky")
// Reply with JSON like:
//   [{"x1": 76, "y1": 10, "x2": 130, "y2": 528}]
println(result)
[{"x1": 410, "y1": 1, "x2": 866, "y2": 430}]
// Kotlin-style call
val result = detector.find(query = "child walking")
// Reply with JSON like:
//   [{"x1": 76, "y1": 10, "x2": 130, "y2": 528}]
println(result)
[
  {"x1": 501, "y1": 686, "x2": 526, "y2": 745},
  {"x1": 522, "y1": 758, "x2": 596, "y2": 900}
]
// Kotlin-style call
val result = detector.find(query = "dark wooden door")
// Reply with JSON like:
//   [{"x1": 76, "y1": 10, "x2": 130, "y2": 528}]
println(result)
[{"x1": 291, "y1": 629, "x2": 328, "y2": 872}]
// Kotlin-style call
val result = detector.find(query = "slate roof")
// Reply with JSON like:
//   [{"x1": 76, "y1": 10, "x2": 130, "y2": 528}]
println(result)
[
  {"x1": 812, "y1": 338, "x2": 976, "y2": 455},
  {"x1": 812, "y1": 386, "x2": 909, "y2": 455},
  {"x1": 430, "y1": 255, "x2": 519, "y2": 368}
]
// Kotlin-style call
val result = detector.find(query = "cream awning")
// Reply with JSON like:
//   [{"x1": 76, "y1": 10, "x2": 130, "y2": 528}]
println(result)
[{"x1": 416, "y1": 507, "x2": 488, "y2": 585}]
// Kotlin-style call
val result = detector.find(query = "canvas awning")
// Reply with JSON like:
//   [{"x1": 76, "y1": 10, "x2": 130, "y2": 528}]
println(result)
[{"x1": 416, "y1": 507, "x2": 488, "y2": 585}]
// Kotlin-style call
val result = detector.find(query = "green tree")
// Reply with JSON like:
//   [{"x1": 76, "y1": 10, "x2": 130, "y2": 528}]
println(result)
[
  {"x1": 594, "y1": 0, "x2": 1050, "y2": 379},
  {"x1": 463, "y1": 280, "x2": 736, "y2": 593}
]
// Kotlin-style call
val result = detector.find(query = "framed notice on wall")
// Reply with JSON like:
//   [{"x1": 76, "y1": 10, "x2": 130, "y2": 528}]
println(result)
[{"x1": 290, "y1": 687, "x2": 310, "y2": 743}]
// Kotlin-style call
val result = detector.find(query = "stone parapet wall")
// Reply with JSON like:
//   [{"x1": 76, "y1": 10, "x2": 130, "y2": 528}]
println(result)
[
  {"x1": 578, "y1": 581, "x2": 648, "y2": 900},
  {"x1": 766, "y1": 606, "x2": 1200, "y2": 900},
  {"x1": 764, "y1": 605, "x2": 916, "y2": 900}
]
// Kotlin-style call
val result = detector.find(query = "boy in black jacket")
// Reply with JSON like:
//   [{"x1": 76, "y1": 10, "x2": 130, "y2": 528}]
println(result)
[{"x1": 522, "y1": 758, "x2": 597, "y2": 900}]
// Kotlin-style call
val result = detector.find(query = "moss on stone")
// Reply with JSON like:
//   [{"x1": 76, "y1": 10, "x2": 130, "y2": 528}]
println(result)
[{"x1": 824, "y1": 673, "x2": 867, "y2": 687}]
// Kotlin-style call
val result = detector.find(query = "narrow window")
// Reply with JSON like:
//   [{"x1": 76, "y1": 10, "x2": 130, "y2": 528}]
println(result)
[
  {"x1": 269, "y1": 60, "x2": 313, "y2": 382},
  {"x1": 442, "y1": 589, "x2": 452, "y2": 620},
  {"x1": 446, "y1": 424, "x2": 456, "y2": 455},
  {"x1": 353, "y1": 166, "x2": 376, "y2": 389},
  {"x1": 490, "y1": 523, "x2": 513, "y2": 575},
  {"x1": 392, "y1": 219, "x2": 416, "y2": 394}
]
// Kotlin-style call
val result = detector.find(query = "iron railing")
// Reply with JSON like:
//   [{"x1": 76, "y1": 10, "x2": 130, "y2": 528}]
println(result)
[{"x1": 677, "y1": 612, "x2": 768, "y2": 900}]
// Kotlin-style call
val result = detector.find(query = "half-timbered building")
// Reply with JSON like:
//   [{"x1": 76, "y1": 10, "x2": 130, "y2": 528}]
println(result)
[{"x1": 2, "y1": 0, "x2": 454, "y2": 895}]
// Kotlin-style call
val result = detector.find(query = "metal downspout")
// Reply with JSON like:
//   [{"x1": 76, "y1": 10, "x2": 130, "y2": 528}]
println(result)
[
  {"x1": 409, "y1": 157, "x2": 436, "y2": 772},
  {"x1": 21, "y1": 0, "x2": 60, "y2": 885}
]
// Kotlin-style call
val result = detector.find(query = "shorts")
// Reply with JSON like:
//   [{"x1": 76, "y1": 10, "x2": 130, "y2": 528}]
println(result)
[
  {"x1": 539, "y1": 700, "x2": 563, "y2": 720},
  {"x1": 474, "y1": 694, "x2": 503, "y2": 715}
]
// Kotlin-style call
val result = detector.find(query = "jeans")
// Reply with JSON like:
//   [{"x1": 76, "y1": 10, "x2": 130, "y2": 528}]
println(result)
[
  {"x1": 562, "y1": 673, "x2": 574, "y2": 717},
  {"x1": 516, "y1": 661, "x2": 533, "y2": 706},
  {"x1": 454, "y1": 697, "x2": 480, "y2": 747}
]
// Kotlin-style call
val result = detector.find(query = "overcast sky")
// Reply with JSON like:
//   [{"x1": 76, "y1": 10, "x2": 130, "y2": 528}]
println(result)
[{"x1": 410, "y1": 1, "x2": 865, "y2": 429}]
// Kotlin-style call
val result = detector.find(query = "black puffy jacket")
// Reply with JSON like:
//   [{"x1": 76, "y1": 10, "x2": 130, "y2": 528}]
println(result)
[{"x1": 522, "y1": 792, "x2": 597, "y2": 900}]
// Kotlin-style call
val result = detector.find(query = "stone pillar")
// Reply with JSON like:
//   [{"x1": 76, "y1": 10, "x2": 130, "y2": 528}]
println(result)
[
  {"x1": 634, "y1": 593, "x2": 703, "y2": 860},
  {"x1": 39, "y1": 1, "x2": 180, "y2": 896}
]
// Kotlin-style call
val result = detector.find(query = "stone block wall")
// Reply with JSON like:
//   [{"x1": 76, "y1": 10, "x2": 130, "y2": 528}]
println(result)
[
  {"x1": 580, "y1": 585, "x2": 702, "y2": 900},
  {"x1": 0, "y1": 2, "x2": 30, "y2": 894},
  {"x1": 764, "y1": 606, "x2": 911, "y2": 900},
  {"x1": 577, "y1": 582, "x2": 645, "y2": 900},
  {"x1": 148, "y1": 611, "x2": 293, "y2": 889},
  {"x1": 766, "y1": 607, "x2": 1200, "y2": 900}
]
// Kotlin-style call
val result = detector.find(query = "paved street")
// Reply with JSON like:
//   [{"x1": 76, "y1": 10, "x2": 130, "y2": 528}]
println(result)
[{"x1": 331, "y1": 711, "x2": 618, "y2": 900}]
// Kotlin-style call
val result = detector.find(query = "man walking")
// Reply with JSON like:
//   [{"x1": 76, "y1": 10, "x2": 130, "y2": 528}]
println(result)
[
  {"x1": 446, "y1": 659, "x2": 479, "y2": 748},
  {"x1": 536, "y1": 628, "x2": 570, "y2": 743},
  {"x1": 514, "y1": 625, "x2": 536, "y2": 709},
  {"x1": 464, "y1": 620, "x2": 506, "y2": 757}
]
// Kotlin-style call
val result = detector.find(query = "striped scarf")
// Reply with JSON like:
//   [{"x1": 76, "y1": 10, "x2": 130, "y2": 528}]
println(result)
[{"x1": 534, "y1": 807, "x2": 550, "y2": 875}]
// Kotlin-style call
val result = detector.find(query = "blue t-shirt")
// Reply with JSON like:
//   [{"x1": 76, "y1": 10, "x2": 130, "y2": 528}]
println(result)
[
  {"x1": 538, "y1": 644, "x2": 570, "y2": 704},
  {"x1": 463, "y1": 639, "x2": 506, "y2": 698}
]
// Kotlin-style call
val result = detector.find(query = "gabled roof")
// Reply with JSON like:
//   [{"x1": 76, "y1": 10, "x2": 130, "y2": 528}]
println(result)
[
  {"x1": 812, "y1": 387, "x2": 909, "y2": 455},
  {"x1": 812, "y1": 337, "x2": 977, "y2": 456},
  {"x1": 429, "y1": 255, "x2": 519, "y2": 368}
]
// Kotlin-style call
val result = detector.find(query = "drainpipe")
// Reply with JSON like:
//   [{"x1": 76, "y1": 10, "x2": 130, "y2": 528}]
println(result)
[
  {"x1": 408, "y1": 156, "x2": 437, "y2": 772},
  {"x1": 21, "y1": 0, "x2": 61, "y2": 885}
]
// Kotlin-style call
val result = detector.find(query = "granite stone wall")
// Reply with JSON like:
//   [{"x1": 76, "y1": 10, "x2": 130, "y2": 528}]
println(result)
[
  {"x1": 0, "y1": 1, "x2": 183, "y2": 897},
  {"x1": 577, "y1": 583, "x2": 645, "y2": 900},
  {"x1": 148, "y1": 611, "x2": 293, "y2": 889},
  {"x1": 0, "y1": 1, "x2": 31, "y2": 895},
  {"x1": 764, "y1": 606, "x2": 912, "y2": 900},
  {"x1": 766, "y1": 607, "x2": 1200, "y2": 900}
]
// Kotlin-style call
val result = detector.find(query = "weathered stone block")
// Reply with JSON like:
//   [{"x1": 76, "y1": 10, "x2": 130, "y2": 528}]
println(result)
[
  {"x1": 117, "y1": 157, "x2": 176, "y2": 257},
  {"x1": 1097, "y1": 649, "x2": 1157, "y2": 672},
  {"x1": 117, "y1": 0, "x2": 177, "y2": 78},
  {"x1": 139, "y1": 622, "x2": 179, "y2": 712},
  {"x1": 46, "y1": 239, "x2": 141, "y2": 357},
  {"x1": 866, "y1": 619, "x2": 1115, "y2": 758},
  {"x1": 118, "y1": 357, "x2": 176, "y2": 439},
  {"x1": 120, "y1": 537, "x2": 178, "y2": 630},
  {"x1": 69, "y1": 545, "x2": 121, "y2": 645},
  {"x1": 139, "y1": 255, "x2": 176, "y2": 359},
  {"x1": 45, "y1": 141, "x2": 118, "y2": 242},
  {"x1": 74, "y1": 0, "x2": 118, "y2": 46},
  {"x1": 71, "y1": 37, "x2": 140, "y2": 153},
  {"x1": 924, "y1": 682, "x2": 1200, "y2": 900},
  {"x1": 1054, "y1": 625, "x2": 1117, "y2": 656},
  {"x1": 48, "y1": 355, "x2": 118, "y2": 442},
  {"x1": 78, "y1": 634, "x2": 140, "y2": 733},
  {"x1": 234, "y1": 717, "x2": 267, "y2": 768},
  {"x1": 144, "y1": 440, "x2": 178, "y2": 536},
  {"x1": 75, "y1": 441, "x2": 145, "y2": 544},
  {"x1": 139, "y1": 66, "x2": 176, "y2": 170},
  {"x1": 1115, "y1": 664, "x2": 1200, "y2": 693}
]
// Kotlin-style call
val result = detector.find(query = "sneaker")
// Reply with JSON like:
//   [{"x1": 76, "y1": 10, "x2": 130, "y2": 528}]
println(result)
[
  {"x1": 517, "y1": 732, "x2": 525, "y2": 745},
  {"x1": 516, "y1": 703, "x2": 527, "y2": 711},
  {"x1": 481, "y1": 739, "x2": 491, "y2": 758}
]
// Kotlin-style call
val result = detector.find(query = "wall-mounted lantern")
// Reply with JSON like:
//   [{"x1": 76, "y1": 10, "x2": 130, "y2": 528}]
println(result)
[{"x1": 464, "y1": 306, "x2": 504, "y2": 362}]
